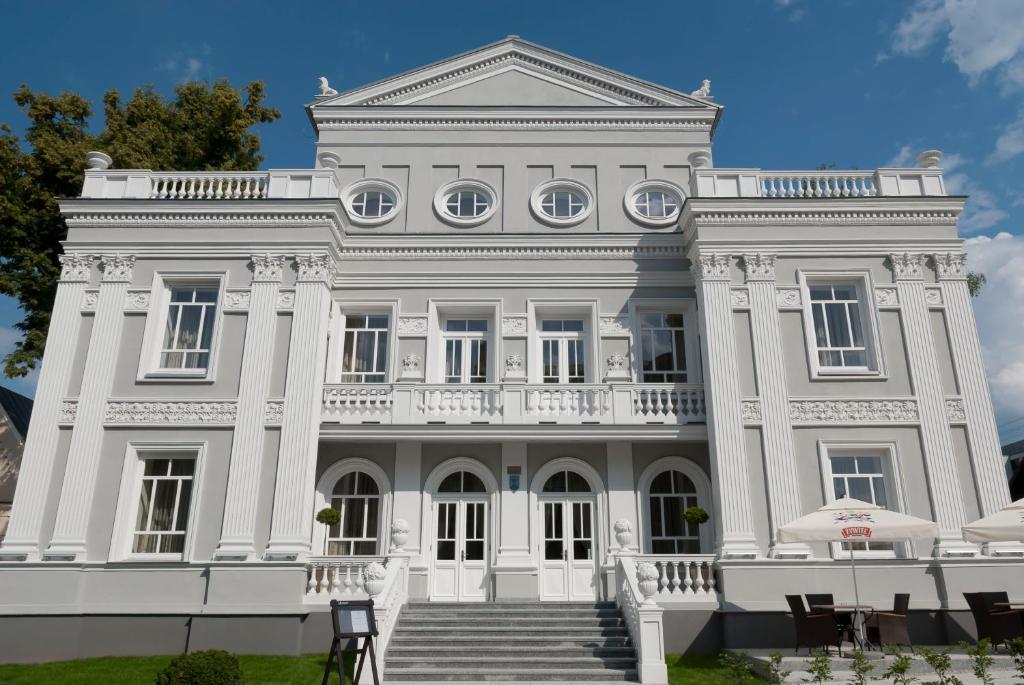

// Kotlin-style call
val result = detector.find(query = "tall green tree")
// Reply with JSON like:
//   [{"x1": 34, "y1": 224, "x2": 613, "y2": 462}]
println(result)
[{"x1": 0, "y1": 80, "x2": 280, "y2": 377}]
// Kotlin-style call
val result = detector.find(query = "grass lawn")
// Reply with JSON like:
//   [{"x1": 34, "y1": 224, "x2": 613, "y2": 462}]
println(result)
[{"x1": 0, "y1": 653, "x2": 751, "y2": 683}]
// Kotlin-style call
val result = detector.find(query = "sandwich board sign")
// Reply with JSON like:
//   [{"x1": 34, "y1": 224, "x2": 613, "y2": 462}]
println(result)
[{"x1": 321, "y1": 599, "x2": 379, "y2": 685}]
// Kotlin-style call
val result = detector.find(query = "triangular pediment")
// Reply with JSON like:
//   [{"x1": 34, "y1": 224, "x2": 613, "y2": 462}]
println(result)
[{"x1": 311, "y1": 37, "x2": 718, "y2": 110}]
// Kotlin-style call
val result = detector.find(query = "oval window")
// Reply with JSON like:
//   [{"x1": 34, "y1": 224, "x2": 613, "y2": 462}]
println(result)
[
  {"x1": 541, "y1": 190, "x2": 585, "y2": 219},
  {"x1": 624, "y1": 181, "x2": 685, "y2": 227},
  {"x1": 342, "y1": 179, "x2": 402, "y2": 226},
  {"x1": 445, "y1": 190, "x2": 490, "y2": 218},
  {"x1": 434, "y1": 179, "x2": 499, "y2": 227},
  {"x1": 531, "y1": 179, "x2": 594, "y2": 227},
  {"x1": 351, "y1": 190, "x2": 395, "y2": 219}
]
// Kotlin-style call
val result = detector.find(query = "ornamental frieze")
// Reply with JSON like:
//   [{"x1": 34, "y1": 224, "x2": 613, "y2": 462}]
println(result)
[
  {"x1": 945, "y1": 398, "x2": 967, "y2": 423},
  {"x1": 223, "y1": 290, "x2": 250, "y2": 311},
  {"x1": 789, "y1": 399, "x2": 919, "y2": 424},
  {"x1": 58, "y1": 400, "x2": 78, "y2": 425},
  {"x1": 741, "y1": 399, "x2": 762, "y2": 424},
  {"x1": 730, "y1": 288, "x2": 750, "y2": 309},
  {"x1": 264, "y1": 400, "x2": 285, "y2": 425},
  {"x1": 933, "y1": 252, "x2": 967, "y2": 280},
  {"x1": 396, "y1": 316, "x2": 428, "y2": 336},
  {"x1": 59, "y1": 254, "x2": 94, "y2": 282},
  {"x1": 502, "y1": 316, "x2": 528, "y2": 336},
  {"x1": 874, "y1": 287, "x2": 899, "y2": 308},
  {"x1": 599, "y1": 316, "x2": 630, "y2": 336},
  {"x1": 104, "y1": 401, "x2": 237, "y2": 425},
  {"x1": 775, "y1": 288, "x2": 802, "y2": 309},
  {"x1": 888, "y1": 253, "x2": 926, "y2": 281}
]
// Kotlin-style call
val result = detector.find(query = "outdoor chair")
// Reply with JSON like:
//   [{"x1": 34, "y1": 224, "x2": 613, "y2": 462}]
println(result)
[
  {"x1": 864, "y1": 593, "x2": 912, "y2": 651},
  {"x1": 786, "y1": 594, "x2": 843, "y2": 655},
  {"x1": 805, "y1": 593, "x2": 856, "y2": 645},
  {"x1": 964, "y1": 592, "x2": 1024, "y2": 647}
]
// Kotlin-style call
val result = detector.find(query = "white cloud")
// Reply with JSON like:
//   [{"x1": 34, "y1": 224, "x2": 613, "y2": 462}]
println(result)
[
  {"x1": 988, "y1": 112, "x2": 1024, "y2": 163},
  {"x1": 157, "y1": 51, "x2": 211, "y2": 83},
  {"x1": 886, "y1": 145, "x2": 915, "y2": 167},
  {"x1": 965, "y1": 232, "x2": 1024, "y2": 436}
]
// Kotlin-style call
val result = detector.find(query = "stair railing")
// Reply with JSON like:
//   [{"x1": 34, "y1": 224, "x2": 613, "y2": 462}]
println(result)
[
  {"x1": 615, "y1": 555, "x2": 669, "y2": 684},
  {"x1": 359, "y1": 555, "x2": 409, "y2": 685}
]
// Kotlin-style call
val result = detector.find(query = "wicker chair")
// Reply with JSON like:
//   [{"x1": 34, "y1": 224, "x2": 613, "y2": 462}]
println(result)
[
  {"x1": 964, "y1": 592, "x2": 1024, "y2": 647},
  {"x1": 786, "y1": 594, "x2": 843, "y2": 655},
  {"x1": 864, "y1": 593, "x2": 912, "y2": 651},
  {"x1": 806, "y1": 593, "x2": 856, "y2": 646}
]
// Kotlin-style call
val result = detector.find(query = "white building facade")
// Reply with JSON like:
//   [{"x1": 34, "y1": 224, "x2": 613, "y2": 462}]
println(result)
[{"x1": 0, "y1": 38, "x2": 1021, "y2": 677}]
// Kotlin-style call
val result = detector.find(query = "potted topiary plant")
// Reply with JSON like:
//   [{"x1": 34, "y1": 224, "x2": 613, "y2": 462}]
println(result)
[
  {"x1": 684, "y1": 505, "x2": 709, "y2": 528},
  {"x1": 316, "y1": 507, "x2": 341, "y2": 527}
]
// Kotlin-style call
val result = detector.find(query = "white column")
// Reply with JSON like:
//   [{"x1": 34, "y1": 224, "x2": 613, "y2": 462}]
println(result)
[
  {"x1": 742, "y1": 254, "x2": 811, "y2": 559},
  {"x1": 934, "y1": 253, "x2": 1016, "y2": 553},
  {"x1": 264, "y1": 254, "x2": 333, "y2": 560},
  {"x1": 215, "y1": 255, "x2": 283, "y2": 560},
  {"x1": 496, "y1": 442, "x2": 531, "y2": 567},
  {"x1": 0, "y1": 255, "x2": 94, "y2": 560},
  {"x1": 392, "y1": 442, "x2": 423, "y2": 560},
  {"x1": 606, "y1": 442, "x2": 639, "y2": 556},
  {"x1": 692, "y1": 253, "x2": 760, "y2": 558},
  {"x1": 46, "y1": 255, "x2": 134, "y2": 560},
  {"x1": 890, "y1": 253, "x2": 976, "y2": 556}
]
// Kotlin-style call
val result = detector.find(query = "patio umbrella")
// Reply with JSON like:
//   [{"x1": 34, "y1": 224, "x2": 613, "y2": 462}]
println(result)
[
  {"x1": 777, "y1": 497, "x2": 939, "y2": 612},
  {"x1": 962, "y1": 498, "x2": 1024, "y2": 543}
]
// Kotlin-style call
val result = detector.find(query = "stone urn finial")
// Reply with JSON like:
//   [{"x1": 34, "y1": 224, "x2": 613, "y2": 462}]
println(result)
[
  {"x1": 85, "y1": 151, "x2": 112, "y2": 171},
  {"x1": 364, "y1": 561, "x2": 387, "y2": 596},
  {"x1": 916, "y1": 149, "x2": 943, "y2": 169},
  {"x1": 636, "y1": 562, "x2": 660, "y2": 604},
  {"x1": 688, "y1": 150, "x2": 712, "y2": 169},
  {"x1": 390, "y1": 519, "x2": 410, "y2": 552},
  {"x1": 613, "y1": 519, "x2": 634, "y2": 549}
]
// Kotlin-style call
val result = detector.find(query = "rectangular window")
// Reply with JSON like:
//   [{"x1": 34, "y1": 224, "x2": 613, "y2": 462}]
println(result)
[
  {"x1": 539, "y1": 319, "x2": 585, "y2": 384},
  {"x1": 131, "y1": 455, "x2": 196, "y2": 556},
  {"x1": 827, "y1": 450, "x2": 895, "y2": 553},
  {"x1": 159, "y1": 285, "x2": 219, "y2": 372},
  {"x1": 809, "y1": 283, "x2": 868, "y2": 370},
  {"x1": 639, "y1": 313, "x2": 687, "y2": 383},
  {"x1": 341, "y1": 315, "x2": 389, "y2": 383},
  {"x1": 443, "y1": 319, "x2": 489, "y2": 383}
]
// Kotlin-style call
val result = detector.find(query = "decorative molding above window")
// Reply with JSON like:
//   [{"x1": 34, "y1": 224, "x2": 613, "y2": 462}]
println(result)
[
  {"x1": 264, "y1": 400, "x2": 285, "y2": 425},
  {"x1": 874, "y1": 287, "x2": 899, "y2": 308},
  {"x1": 501, "y1": 316, "x2": 528, "y2": 337},
  {"x1": 945, "y1": 397, "x2": 967, "y2": 424},
  {"x1": 599, "y1": 316, "x2": 630, "y2": 336},
  {"x1": 624, "y1": 180, "x2": 684, "y2": 227},
  {"x1": 223, "y1": 289, "x2": 250, "y2": 312},
  {"x1": 396, "y1": 316, "x2": 428, "y2": 337},
  {"x1": 775, "y1": 287, "x2": 802, "y2": 309},
  {"x1": 925, "y1": 287, "x2": 944, "y2": 307},
  {"x1": 789, "y1": 399, "x2": 919, "y2": 425},
  {"x1": 530, "y1": 178, "x2": 594, "y2": 227},
  {"x1": 341, "y1": 178, "x2": 402, "y2": 227},
  {"x1": 104, "y1": 401, "x2": 238, "y2": 425},
  {"x1": 730, "y1": 288, "x2": 750, "y2": 309},
  {"x1": 741, "y1": 399, "x2": 762, "y2": 425},
  {"x1": 434, "y1": 179, "x2": 499, "y2": 227},
  {"x1": 58, "y1": 400, "x2": 78, "y2": 425},
  {"x1": 124, "y1": 291, "x2": 151, "y2": 312}
]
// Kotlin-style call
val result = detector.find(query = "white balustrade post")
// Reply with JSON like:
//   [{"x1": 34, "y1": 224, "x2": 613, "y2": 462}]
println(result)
[
  {"x1": 215, "y1": 254, "x2": 284, "y2": 560},
  {"x1": 46, "y1": 255, "x2": 135, "y2": 560},
  {"x1": 742, "y1": 254, "x2": 811, "y2": 559},
  {"x1": 890, "y1": 253, "x2": 977, "y2": 556},
  {"x1": 0, "y1": 255, "x2": 95, "y2": 560},
  {"x1": 264, "y1": 254, "x2": 333, "y2": 560},
  {"x1": 692, "y1": 253, "x2": 760, "y2": 558},
  {"x1": 634, "y1": 562, "x2": 668, "y2": 684},
  {"x1": 607, "y1": 442, "x2": 639, "y2": 557}
]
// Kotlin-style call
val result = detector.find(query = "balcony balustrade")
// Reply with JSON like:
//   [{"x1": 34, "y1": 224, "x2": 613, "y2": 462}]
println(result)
[
  {"x1": 321, "y1": 382, "x2": 705, "y2": 425},
  {"x1": 305, "y1": 555, "x2": 385, "y2": 601},
  {"x1": 691, "y1": 165, "x2": 946, "y2": 199},
  {"x1": 633, "y1": 554, "x2": 719, "y2": 604}
]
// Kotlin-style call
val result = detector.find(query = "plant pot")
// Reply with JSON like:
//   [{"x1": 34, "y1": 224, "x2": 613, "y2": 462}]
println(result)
[
  {"x1": 615, "y1": 530, "x2": 633, "y2": 548},
  {"x1": 638, "y1": 579, "x2": 659, "y2": 599},
  {"x1": 365, "y1": 579, "x2": 385, "y2": 596},
  {"x1": 391, "y1": 531, "x2": 409, "y2": 550}
]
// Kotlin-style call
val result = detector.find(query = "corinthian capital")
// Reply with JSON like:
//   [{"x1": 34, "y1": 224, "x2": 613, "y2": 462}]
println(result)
[
  {"x1": 932, "y1": 252, "x2": 968, "y2": 280},
  {"x1": 99, "y1": 254, "x2": 135, "y2": 283},
  {"x1": 690, "y1": 253, "x2": 732, "y2": 281},
  {"x1": 295, "y1": 254, "x2": 334, "y2": 283},
  {"x1": 250, "y1": 254, "x2": 285, "y2": 283},
  {"x1": 888, "y1": 252, "x2": 926, "y2": 281},
  {"x1": 58, "y1": 253, "x2": 94, "y2": 283},
  {"x1": 741, "y1": 253, "x2": 776, "y2": 282}
]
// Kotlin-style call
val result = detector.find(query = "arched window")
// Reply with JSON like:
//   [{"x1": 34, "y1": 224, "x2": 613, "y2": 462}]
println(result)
[
  {"x1": 437, "y1": 470, "x2": 487, "y2": 494},
  {"x1": 326, "y1": 472, "x2": 380, "y2": 555},
  {"x1": 542, "y1": 469, "x2": 592, "y2": 493},
  {"x1": 648, "y1": 470, "x2": 700, "y2": 554}
]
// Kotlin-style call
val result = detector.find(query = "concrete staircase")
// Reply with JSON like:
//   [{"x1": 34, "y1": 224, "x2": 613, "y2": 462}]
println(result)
[{"x1": 384, "y1": 601, "x2": 639, "y2": 681}]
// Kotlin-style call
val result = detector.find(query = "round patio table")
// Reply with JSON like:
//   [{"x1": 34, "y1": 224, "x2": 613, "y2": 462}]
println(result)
[{"x1": 810, "y1": 603, "x2": 875, "y2": 650}]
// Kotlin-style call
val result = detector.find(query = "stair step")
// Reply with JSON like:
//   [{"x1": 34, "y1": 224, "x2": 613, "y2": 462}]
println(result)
[
  {"x1": 407, "y1": 602, "x2": 616, "y2": 609},
  {"x1": 384, "y1": 668, "x2": 639, "y2": 682},
  {"x1": 388, "y1": 646, "x2": 636, "y2": 657},
  {"x1": 399, "y1": 617, "x2": 623, "y2": 627},
  {"x1": 400, "y1": 608, "x2": 622, "y2": 617},
  {"x1": 390, "y1": 636, "x2": 632, "y2": 647},
  {"x1": 387, "y1": 656, "x2": 638, "y2": 668}
]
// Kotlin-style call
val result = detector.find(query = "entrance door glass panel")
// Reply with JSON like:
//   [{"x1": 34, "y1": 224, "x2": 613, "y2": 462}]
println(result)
[{"x1": 540, "y1": 497, "x2": 597, "y2": 600}]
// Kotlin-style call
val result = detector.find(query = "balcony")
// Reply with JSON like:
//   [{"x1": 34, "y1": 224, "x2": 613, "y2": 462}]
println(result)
[
  {"x1": 321, "y1": 382, "x2": 705, "y2": 426},
  {"x1": 79, "y1": 169, "x2": 340, "y2": 200},
  {"x1": 690, "y1": 163, "x2": 947, "y2": 199}
]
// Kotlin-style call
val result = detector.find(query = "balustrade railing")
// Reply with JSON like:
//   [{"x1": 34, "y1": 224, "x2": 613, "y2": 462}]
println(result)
[
  {"x1": 759, "y1": 172, "x2": 877, "y2": 199},
  {"x1": 615, "y1": 556, "x2": 668, "y2": 684},
  {"x1": 305, "y1": 556, "x2": 385, "y2": 599},
  {"x1": 634, "y1": 554, "x2": 719, "y2": 602},
  {"x1": 691, "y1": 165, "x2": 946, "y2": 199},
  {"x1": 150, "y1": 172, "x2": 269, "y2": 199},
  {"x1": 321, "y1": 382, "x2": 705, "y2": 426}
]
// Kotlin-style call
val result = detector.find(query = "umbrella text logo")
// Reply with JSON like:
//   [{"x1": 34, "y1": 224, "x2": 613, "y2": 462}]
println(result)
[
  {"x1": 833, "y1": 512, "x2": 874, "y2": 539},
  {"x1": 840, "y1": 526, "x2": 872, "y2": 538}
]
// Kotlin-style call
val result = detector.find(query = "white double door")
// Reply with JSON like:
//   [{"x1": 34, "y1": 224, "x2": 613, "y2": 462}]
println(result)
[
  {"x1": 539, "y1": 498, "x2": 599, "y2": 601},
  {"x1": 431, "y1": 498, "x2": 489, "y2": 601}
]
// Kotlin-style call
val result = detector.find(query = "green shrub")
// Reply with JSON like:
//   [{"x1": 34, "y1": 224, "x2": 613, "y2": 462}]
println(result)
[
  {"x1": 764, "y1": 651, "x2": 791, "y2": 684},
  {"x1": 683, "y1": 506, "x2": 710, "y2": 526},
  {"x1": 155, "y1": 650, "x2": 242, "y2": 685},
  {"x1": 850, "y1": 649, "x2": 875, "y2": 685},
  {"x1": 716, "y1": 650, "x2": 754, "y2": 683},
  {"x1": 315, "y1": 508, "x2": 341, "y2": 527},
  {"x1": 882, "y1": 645, "x2": 917, "y2": 685},
  {"x1": 805, "y1": 650, "x2": 832, "y2": 684}
]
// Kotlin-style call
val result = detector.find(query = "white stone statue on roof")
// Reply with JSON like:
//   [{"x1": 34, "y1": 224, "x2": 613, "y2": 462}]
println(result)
[{"x1": 318, "y1": 76, "x2": 338, "y2": 97}]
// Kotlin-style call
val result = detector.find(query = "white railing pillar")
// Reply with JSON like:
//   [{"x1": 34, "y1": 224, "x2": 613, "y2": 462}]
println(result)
[
  {"x1": 357, "y1": 557, "x2": 408, "y2": 685},
  {"x1": 616, "y1": 556, "x2": 668, "y2": 685}
]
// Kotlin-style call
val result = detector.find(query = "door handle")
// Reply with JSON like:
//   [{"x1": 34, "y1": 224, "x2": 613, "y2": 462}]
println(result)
[
  {"x1": 461, "y1": 549, "x2": 465, "y2": 561},
  {"x1": 563, "y1": 549, "x2": 567, "y2": 561}
]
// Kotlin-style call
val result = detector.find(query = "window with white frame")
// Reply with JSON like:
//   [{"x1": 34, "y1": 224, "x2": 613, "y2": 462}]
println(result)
[
  {"x1": 639, "y1": 313, "x2": 687, "y2": 383},
  {"x1": 648, "y1": 470, "x2": 701, "y2": 554},
  {"x1": 808, "y1": 282, "x2": 869, "y2": 370},
  {"x1": 539, "y1": 319, "x2": 585, "y2": 384},
  {"x1": 443, "y1": 319, "x2": 489, "y2": 383},
  {"x1": 341, "y1": 314, "x2": 389, "y2": 383},
  {"x1": 158, "y1": 284, "x2": 219, "y2": 373},
  {"x1": 130, "y1": 453, "x2": 196, "y2": 556},
  {"x1": 827, "y1": 451, "x2": 895, "y2": 553},
  {"x1": 325, "y1": 472, "x2": 380, "y2": 556}
]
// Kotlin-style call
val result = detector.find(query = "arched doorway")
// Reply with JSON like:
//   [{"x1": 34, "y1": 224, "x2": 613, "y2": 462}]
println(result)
[
  {"x1": 423, "y1": 458, "x2": 498, "y2": 602},
  {"x1": 532, "y1": 458, "x2": 604, "y2": 601}
]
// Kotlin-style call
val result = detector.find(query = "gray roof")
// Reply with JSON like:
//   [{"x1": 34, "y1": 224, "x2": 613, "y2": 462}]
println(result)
[{"x1": 0, "y1": 385, "x2": 33, "y2": 440}]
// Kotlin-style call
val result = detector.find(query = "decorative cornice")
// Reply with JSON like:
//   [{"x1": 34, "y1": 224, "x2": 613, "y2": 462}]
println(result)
[
  {"x1": 888, "y1": 253, "x2": 927, "y2": 281},
  {"x1": 64, "y1": 212, "x2": 342, "y2": 230},
  {"x1": 688, "y1": 209, "x2": 958, "y2": 226},
  {"x1": 104, "y1": 401, "x2": 237, "y2": 425},
  {"x1": 315, "y1": 117, "x2": 714, "y2": 131},
  {"x1": 251, "y1": 253, "x2": 285, "y2": 283},
  {"x1": 58, "y1": 254, "x2": 94, "y2": 283},
  {"x1": 692, "y1": 253, "x2": 731, "y2": 281},
  {"x1": 741, "y1": 399, "x2": 762, "y2": 425},
  {"x1": 775, "y1": 287, "x2": 801, "y2": 309},
  {"x1": 874, "y1": 287, "x2": 899, "y2": 308},
  {"x1": 99, "y1": 254, "x2": 135, "y2": 283},
  {"x1": 264, "y1": 400, "x2": 285, "y2": 426},
  {"x1": 945, "y1": 397, "x2": 966, "y2": 424},
  {"x1": 338, "y1": 244, "x2": 685, "y2": 261},
  {"x1": 742, "y1": 253, "x2": 776, "y2": 282},
  {"x1": 397, "y1": 316, "x2": 428, "y2": 337},
  {"x1": 933, "y1": 252, "x2": 968, "y2": 280},
  {"x1": 502, "y1": 316, "x2": 528, "y2": 337},
  {"x1": 789, "y1": 399, "x2": 919, "y2": 424},
  {"x1": 730, "y1": 288, "x2": 750, "y2": 309},
  {"x1": 295, "y1": 254, "x2": 334, "y2": 283}
]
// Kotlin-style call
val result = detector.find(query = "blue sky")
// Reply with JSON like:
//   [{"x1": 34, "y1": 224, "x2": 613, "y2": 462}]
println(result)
[{"x1": 3, "y1": 0, "x2": 1024, "y2": 438}]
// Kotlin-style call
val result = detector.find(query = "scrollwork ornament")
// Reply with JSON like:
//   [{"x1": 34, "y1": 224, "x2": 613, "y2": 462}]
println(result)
[
  {"x1": 100, "y1": 254, "x2": 135, "y2": 283},
  {"x1": 264, "y1": 401, "x2": 284, "y2": 425},
  {"x1": 397, "y1": 317, "x2": 428, "y2": 336},
  {"x1": 741, "y1": 399, "x2": 762, "y2": 424},
  {"x1": 945, "y1": 398, "x2": 966, "y2": 422},
  {"x1": 775, "y1": 288, "x2": 801, "y2": 308},
  {"x1": 789, "y1": 399, "x2": 919, "y2": 424},
  {"x1": 606, "y1": 353, "x2": 627, "y2": 371},
  {"x1": 742, "y1": 253, "x2": 776, "y2": 282},
  {"x1": 104, "y1": 401, "x2": 237, "y2": 425},
  {"x1": 502, "y1": 317, "x2": 527, "y2": 336},
  {"x1": 58, "y1": 253, "x2": 93, "y2": 282},
  {"x1": 692, "y1": 253, "x2": 731, "y2": 281},
  {"x1": 401, "y1": 353, "x2": 421, "y2": 372},
  {"x1": 874, "y1": 288, "x2": 898, "y2": 307},
  {"x1": 251, "y1": 253, "x2": 285, "y2": 282},
  {"x1": 295, "y1": 254, "x2": 334, "y2": 283},
  {"x1": 599, "y1": 317, "x2": 630, "y2": 335},
  {"x1": 888, "y1": 252, "x2": 926, "y2": 281},
  {"x1": 505, "y1": 353, "x2": 524, "y2": 374},
  {"x1": 933, "y1": 252, "x2": 968, "y2": 280}
]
